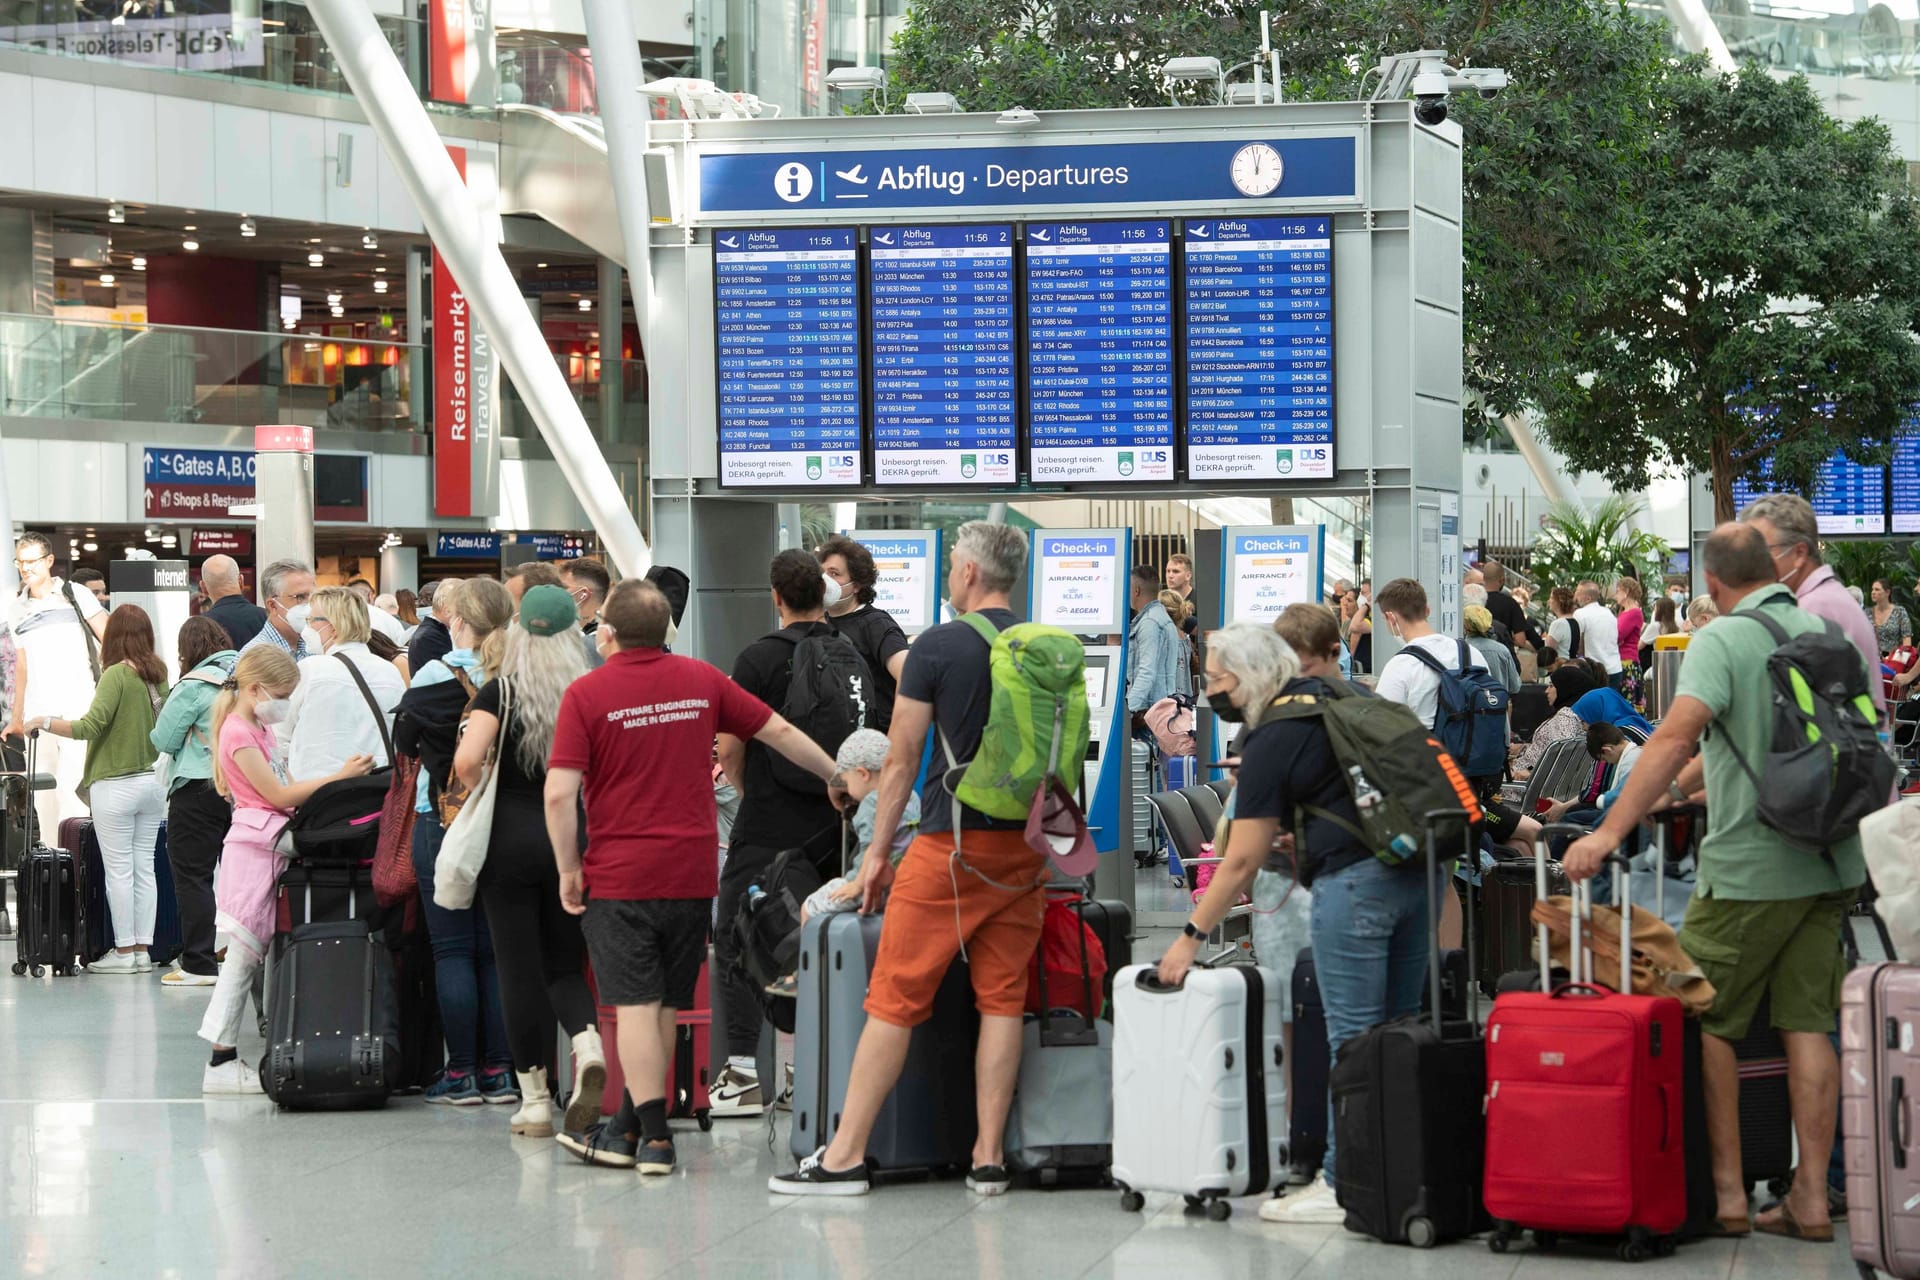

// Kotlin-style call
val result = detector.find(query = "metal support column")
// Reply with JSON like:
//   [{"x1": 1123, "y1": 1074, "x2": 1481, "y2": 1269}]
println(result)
[
  {"x1": 581, "y1": 0, "x2": 654, "y2": 342},
  {"x1": 598, "y1": 257, "x2": 624, "y2": 446},
  {"x1": 304, "y1": 0, "x2": 650, "y2": 577}
]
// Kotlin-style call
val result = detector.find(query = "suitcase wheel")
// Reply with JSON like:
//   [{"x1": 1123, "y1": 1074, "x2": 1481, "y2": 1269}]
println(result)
[
  {"x1": 697, "y1": 1110, "x2": 712, "y2": 1133},
  {"x1": 1119, "y1": 1189, "x2": 1145, "y2": 1213},
  {"x1": 1616, "y1": 1229, "x2": 1652, "y2": 1263},
  {"x1": 1488, "y1": 1224, "x2": 1515, "y2": 1254},
  {"x1": 1406, "y1": 1217, "x2": 1436, "y2": 1249},
  {"x1": 1206, "y1": 1200, "x2": 1231, "y2": 1222},
  {"x1": 9, "y1": 962, "x2": 22, "y2": 976},
  {"x1": 30, "y1": 965, "x2": 43, "y2": 977}
]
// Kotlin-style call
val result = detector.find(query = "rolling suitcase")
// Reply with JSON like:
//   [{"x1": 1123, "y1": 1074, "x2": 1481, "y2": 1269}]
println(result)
[
  {"x1": 1111, "y1": 961, "x2": 1286, "y2": 1220},
  {"x1": 1480, "y1": 854, "x2": 1570, "y2": 996},
  {"x1": 1005, "y1": 896, "x2": 1113, "y2": 1185},
  {"x1": 1331, "y1": 809, "x2": 1489, "y2": 1247},
  {"x1": 789, "y1": 911, "x2": 979, "y2": 1175},
  {"x1": 1075, "y1": 896, "x2": 1133, "y2": 1012},
  {"x1": 261, "y1": 917, "x2": 403, "y2": 1109},
  {"x1": 1290, "y1": 950, "x2": 1330, "y2": 1181},
  {"x1": 1844, "y1": 958, "x2": 1920, "y2": 1280},
  {"x1": 147, "y1": 823, "x2": 183, "y2": 970},
  {"x1": 12, "y1": 737, "x2": 86, "y2": 977},
  {"x1": 277, "y1": 861, "x2": 375, "y2": 930},
  {"x1": 62, "y1": 818, "x2": 115, "y2": 962},
  {"x1": 1483, "y1": 836, "x2": 1686, "y2": 1260},
  {"x1": 596, "y1": 960, "x2": 713, "y2": 1130}
]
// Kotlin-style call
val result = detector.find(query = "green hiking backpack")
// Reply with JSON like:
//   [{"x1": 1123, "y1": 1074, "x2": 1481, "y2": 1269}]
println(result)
[
  {"x1": 1263, "y1": 680, "x2": 1484, "y2": 866},
  {"x1": 940, "y1": 613, "x2": 1090, "y2": 822}
]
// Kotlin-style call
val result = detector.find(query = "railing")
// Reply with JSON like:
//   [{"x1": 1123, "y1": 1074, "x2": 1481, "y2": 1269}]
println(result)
[
  {"x1": 0, "y1": 313, "x2": 421, "y2": 433},
  {"x1": 0, "y1": 0, "x2": 425, "y2": 99},
  {"x1": 500, "y1": 358, "x2": 647, "y2": 445}
]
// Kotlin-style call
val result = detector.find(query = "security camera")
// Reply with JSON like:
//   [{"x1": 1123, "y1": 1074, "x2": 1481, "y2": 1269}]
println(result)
[
  {"x1": 1456, "y1": 66, "x2": 1509, "y2": 100},
  {"x1": 1411, "y1": 69, "x2": 1449, "y2": 125}
]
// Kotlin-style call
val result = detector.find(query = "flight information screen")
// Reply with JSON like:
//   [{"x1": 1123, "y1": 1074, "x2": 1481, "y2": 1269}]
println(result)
[
  {"x1": 869, "y1": 224, "x2": 1017, "y2": 485},
  {"x1": 713, "y1": 227, "x2": 862, "y2": 487},
  {"x1": 1183, "y1": 216, "x2": 1334, "y2": 480},
  {"x1": 1894, "y1": 428, "x2": 1920, "y2": 533},
  {"x1": 1731, "y1": 453, "x2": 1886, "y2": 535},
  {"x1": 1025, "y1": 220, "x2": 1174, "y2": 483}
]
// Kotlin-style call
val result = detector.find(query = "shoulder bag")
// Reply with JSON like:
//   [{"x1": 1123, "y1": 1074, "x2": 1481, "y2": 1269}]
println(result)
[
  {"x1": 434, "y1": 676, "x2": 510, "y2": 910},
  {"x1": 62, "y1": 582, "x2": 102, "y2": 682},
  {"x1": 333, "y1": 652, "x2": 396, "y2": 765}
]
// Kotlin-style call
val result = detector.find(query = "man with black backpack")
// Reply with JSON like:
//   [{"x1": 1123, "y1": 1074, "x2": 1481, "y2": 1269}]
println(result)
[
  {"x1": 714, "y1": 549, "x2": 873, "y2": 1117},
  {"x1": 1566, "y1": 522, "x2": 1887, "y2": 1246}
]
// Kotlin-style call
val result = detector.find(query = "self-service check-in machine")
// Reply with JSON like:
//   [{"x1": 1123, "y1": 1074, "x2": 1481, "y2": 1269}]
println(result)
[
  {"x1": 1028, "y1": 527, "x2": 1132, "y2": 909},
  {"x1": 848, "y1": 529, "x2": 942, "y2": 637},
  {"x1": 1209, "y1": 524, "x2": 1326, "y2": 763}
]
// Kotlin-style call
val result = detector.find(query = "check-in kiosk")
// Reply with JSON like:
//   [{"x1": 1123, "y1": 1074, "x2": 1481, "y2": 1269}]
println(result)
[
  {"x1": 848, "y1": 529, "x2": 941, "y2": 636},
  {"x1": 1210, "y1": 524, "x2": 1327, "y2": 763},
  {"x1": 1027, "y1": 528, "x2": 1132, "y2": 909}
]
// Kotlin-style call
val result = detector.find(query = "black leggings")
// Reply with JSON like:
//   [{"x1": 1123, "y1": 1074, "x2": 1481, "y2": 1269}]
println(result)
[{"x1": 478, "y1": 862, "x2": 597, "y2": 1074}]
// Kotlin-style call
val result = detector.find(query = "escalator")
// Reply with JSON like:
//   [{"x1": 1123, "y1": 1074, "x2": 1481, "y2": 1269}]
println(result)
[{"x1": 498, "y1": 104, "x2": 626, "y2": 266}]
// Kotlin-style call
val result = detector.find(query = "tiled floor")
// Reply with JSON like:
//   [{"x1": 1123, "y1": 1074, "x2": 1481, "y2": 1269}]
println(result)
[{"x1": 0, "y1": 946, "x2": 1875, "y2": 1280}]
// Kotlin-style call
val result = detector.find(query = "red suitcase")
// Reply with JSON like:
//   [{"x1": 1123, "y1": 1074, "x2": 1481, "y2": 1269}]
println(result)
[
  {"x1": 1483, "y1": 844, "x2": 1686, "y2": 1260},
  {"x1": 1844, "y1": 959, "x2": 1920, "y2": 1280},
  {"x1": 592, "y1": 957, "x2": 713, "y2": 1130}
]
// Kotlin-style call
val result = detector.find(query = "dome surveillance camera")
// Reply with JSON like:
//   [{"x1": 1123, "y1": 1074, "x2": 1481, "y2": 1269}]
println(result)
[
  {"x1": 1411, "y1": 68, "x2": 1449, "y2": 125},
  {"x1": 1457, "y1": 66, "x2": 1510, "y2": 100}
]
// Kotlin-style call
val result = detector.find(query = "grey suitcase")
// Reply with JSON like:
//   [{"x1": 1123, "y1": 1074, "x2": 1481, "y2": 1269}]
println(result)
[
  {"x1": 789, "y1": 911, "x2": 978, "y2": 1175},
  {"x1": 1004, "y1": 897, "x2": 1114, "y2": 1184}
]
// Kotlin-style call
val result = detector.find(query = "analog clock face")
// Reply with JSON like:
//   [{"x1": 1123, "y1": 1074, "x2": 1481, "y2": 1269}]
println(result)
[{"x1": 1230, "y1": 143, "x2": 1283, "y2": 196}]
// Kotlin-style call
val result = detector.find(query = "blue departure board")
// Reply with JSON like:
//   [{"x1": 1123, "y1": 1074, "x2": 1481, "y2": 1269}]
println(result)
[
  {"x1": 869, "y1": 224, "x2": 1017, "y2": 485},
  {"x1": 1731, "y1": 452, "x2": 1886, "y2": 535},
  {"x1": 1183, "y1": 216, "x2": 1334, "y2": 480},
  {"x1": 713, "y1": 227, "x2": 862, "y2": 487},
  {"x1": 1894, "y1": 428, "x2": 1920, "y2": 533},
  {"x1": 1026, "y1": 220, "x2": 1174, "y2": 483}
]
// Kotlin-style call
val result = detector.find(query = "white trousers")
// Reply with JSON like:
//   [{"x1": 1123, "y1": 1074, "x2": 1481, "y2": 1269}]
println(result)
[
  {"x1": 198, "y1": 946, "x2": 263, "y2": 1049},
  {"x1": 89, "y1": 772, "x2": 164, "y2": 947}
]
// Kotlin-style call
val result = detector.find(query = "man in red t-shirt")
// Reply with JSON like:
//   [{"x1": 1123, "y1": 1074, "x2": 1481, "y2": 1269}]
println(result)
[{"x1": 545, "y1": 578, "x2": 837, "y2": 1174}]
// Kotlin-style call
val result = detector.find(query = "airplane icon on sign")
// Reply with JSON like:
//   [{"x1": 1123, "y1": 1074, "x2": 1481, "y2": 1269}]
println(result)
[
  {"x1": 874, "y1": 232, "x2": 895, "y2": 245},
  {"x1": 720, "y1": 236, "x2": 739, "y2": 248},
  {"x1": 1031, "y1": 228, "x2": 1051, "y2": 241},
  {"x1": 1189, "y1": 224, "x2": 1211, "y2": 238},
  {"x1": 835, "y1": 164, "x2": 870, "y2": 184}
]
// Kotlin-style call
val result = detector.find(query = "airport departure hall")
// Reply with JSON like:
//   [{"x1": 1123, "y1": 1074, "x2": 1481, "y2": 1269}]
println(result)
[{"x1": 0, "y1": 0, "x2": 1917, "y2": 1273}]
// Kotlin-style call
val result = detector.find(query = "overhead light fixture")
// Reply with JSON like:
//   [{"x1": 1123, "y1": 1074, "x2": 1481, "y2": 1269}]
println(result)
[
  {"x1": 904, "y1": 92, "x2": 960, "y2": 114},
  {"x1": 1162, "y1": 55, "x2": 1225, "y2": 103},
  {"x1": 825, "y1": 65, "x2": 886, "y2": 93},
  {"x1": 373, "y1": 266, "x2": 385, "y2": 274},
  {"x1": 240, "y1": 218, "x2": 257, "y2": 237},
  {"x1": 108, "y1": 204, "x2": 125, "y2": 224},
  {"x1": 131, "y1": 256, "x2": 146, "y2": 270},
  {"x1": 308, "y1": 252, "x2": 324, "y2": 267},
  {"x1": 182, "y1": 239, "x2": 200, "y2": 252},
  {"x1": 82, "y1": 541, "x2": 97, "y2": 552},
  {"x1": 160, "y1": 535, "x2": 177, "y2": 547},
  {"x1": 325, "y1": 292, "x2": 343, "y2": 306},
  {"x1": 996, "y1": 106, "x2": 1039, "y2": 126},
  {"x1": 330, "y1": 306, "x2": 345, "y2": 317},
  {"x1": 1225, "y1": 81, "x2": 1278, "y2": 105},
  {"x1": 536, "y1": 262, "x2": 548, "y2": 269},
  {"x1": 184, "y1": 224, "x2": 197, "y2": 232},
  {"x1": 362, "y1": 231, "x2": 378, "y2": 250},
  {"x1": 373, "y1": 279, "x2": 389, "y2": 293},
  {"x1": 309, "y1": 238, "x2": 323, "y2": 245},
  {"x1": 578, "y1": 298, "x2": 593, "y2": 311},
  {"x1": 98, "y1": 272, "x2": 115, "y2": 285}
]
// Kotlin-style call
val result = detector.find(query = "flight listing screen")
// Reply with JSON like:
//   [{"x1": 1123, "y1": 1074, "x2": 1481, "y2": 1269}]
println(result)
[
  {"x1": 713, "y1": 227, "x2": 862, "y2": 487},
  {"x1": 1183, "y1": 216, "x2": 1334, "y2": 481},
  {"x1": 1730, "y1": 453, "x2": 1886, "y2": 535},
  {"x1": 869, "y1": 224, "x2": 1017, "y2": 485},
  {"x1": 1894, "y1": 428, "x2": 1920, "y2": 533},
  {"x1": 1025, "y1": 220, "x2": 1175, "y2": 483}
]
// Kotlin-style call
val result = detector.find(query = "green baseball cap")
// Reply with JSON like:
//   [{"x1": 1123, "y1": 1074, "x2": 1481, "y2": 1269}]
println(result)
[{"x1": 517, "y1": 583, "x2": 578, "y2": 637}]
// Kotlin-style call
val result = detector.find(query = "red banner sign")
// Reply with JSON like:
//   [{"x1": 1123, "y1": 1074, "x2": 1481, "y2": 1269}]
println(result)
[
  {"x1": 428, "y1": 0, "x2": 469, "y2": 103},
  {"x1": 433, "y1": 148, "x2": 472, "y2": 516}
]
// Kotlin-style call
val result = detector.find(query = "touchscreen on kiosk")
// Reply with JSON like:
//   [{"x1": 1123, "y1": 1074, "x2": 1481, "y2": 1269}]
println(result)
[
  {"x1": 1025, "y1": 220, "x2": 1175, "y2": 484},
  {"x1": 870, "y1": 225, "x2": 1018, "y2": 486},
  {"x1": 713, "y1": 227, "x2": 863, "y2": 488}
]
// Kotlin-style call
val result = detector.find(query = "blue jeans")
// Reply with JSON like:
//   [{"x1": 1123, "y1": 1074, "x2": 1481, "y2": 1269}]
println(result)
[
  {"x1": 1310, "y1": 856, "x2": 1437, "y2": 1182},
  {"x1": 412, "y1": 811, "x2": 510, "y2": 1075}
]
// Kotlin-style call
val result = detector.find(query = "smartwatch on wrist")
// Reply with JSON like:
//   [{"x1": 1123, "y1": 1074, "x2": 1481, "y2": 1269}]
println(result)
[
  {"x1": 1182, "y1": 921, "x2": 1207, "y2": 942},
  {"x1": 1668, "y1": 782, "x2": 1687, "y2": 805}
]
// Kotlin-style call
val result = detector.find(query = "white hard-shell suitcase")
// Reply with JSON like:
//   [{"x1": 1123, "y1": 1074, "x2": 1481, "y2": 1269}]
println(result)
[{"x1": 1111, "y1": 962, "x2": 1286, "y2": 1219}]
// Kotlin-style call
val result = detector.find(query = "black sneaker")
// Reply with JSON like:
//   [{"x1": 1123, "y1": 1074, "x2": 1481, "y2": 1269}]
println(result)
[
  {"x1": 556, "y1": 1120, "x2": 638, "y2": 1169},
  {"x1": 769, "y1": 1146, "x2": 871, "y2": 1196},
  {"x1": 967, "y1": 1165, "x2": 1011, "y2": 1197},
  {"x1": 638, "y1": 1137, "x2": 676, "y2": 1176}
]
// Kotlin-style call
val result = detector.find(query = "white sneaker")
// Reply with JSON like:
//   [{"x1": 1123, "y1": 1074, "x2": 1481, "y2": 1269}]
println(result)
[
  {"x1": 88, "y1": 951, "x2": 142, "y2": 974},
  {"x1": 710, "y1": 1064, "x2": 764, "y2": 1117},
  {"x1": 135, "y1": 953, "x2": 154, "y2": 973},
  {"x1": 161, "y1": 968, "x2": 217, "y2": 988},
  {"x1": 202, "y1": 1057, "x2": 264, "y2": 1096},
  {"x1": 1260, "y1": 1175, "x2": 1345, "y2": 1225}
]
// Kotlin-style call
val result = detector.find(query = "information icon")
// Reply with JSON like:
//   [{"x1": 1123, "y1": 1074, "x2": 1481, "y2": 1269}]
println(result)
[{"x1": 773, "y1": 162, "x2": 814, "y2": 204}]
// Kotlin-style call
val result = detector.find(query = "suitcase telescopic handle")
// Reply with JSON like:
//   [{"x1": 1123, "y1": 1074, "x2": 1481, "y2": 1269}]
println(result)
[{"x1": 1420, "y1": 808, "x2": 1475, "y2": 1029}]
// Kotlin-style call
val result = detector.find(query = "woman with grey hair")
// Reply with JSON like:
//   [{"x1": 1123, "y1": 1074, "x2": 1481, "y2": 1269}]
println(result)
[{"x1": 1158, "y1": 620, "x2": 1443, "y2": 1227}]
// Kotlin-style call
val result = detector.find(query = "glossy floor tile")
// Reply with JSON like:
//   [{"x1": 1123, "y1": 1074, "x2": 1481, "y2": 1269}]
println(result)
[{"x1": 0, "y1": 951, "x2": 1868, "y2": 1278}]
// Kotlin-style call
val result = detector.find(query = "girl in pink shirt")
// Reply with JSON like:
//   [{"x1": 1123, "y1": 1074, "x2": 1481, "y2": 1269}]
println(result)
[{"x1": 197, "y1": 646, "x2": 372, "y2": 1095}]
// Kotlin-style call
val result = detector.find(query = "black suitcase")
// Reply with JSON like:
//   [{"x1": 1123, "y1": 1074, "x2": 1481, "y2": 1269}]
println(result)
[
  {"x1": 1732, "y1": 994, "x2": 1793, "y2": 1193},
  {"x1": 1075, "y1": 897, "x2": 1132, "y2": 1012},
  {"x1": 1290, "y1": 949, "x2": 1330, "y2": 1180},
  {"x1": 12, "y1": 842, "x2": 86, "y2": 976},
  {"x1": 278, "y1": 860, "x2": 375, "y2": 929},
  {"x1": 261, "y1": 918, "x2": 403, "y2": 1109},
  {"x1": 147, "y1": 823, "x2": 183, "y2": 970},
  {"x1": 1509, "y1": 683, "x2": 1551, "y2": 742},
  {"x1": 1478, "y1": 855, "x2": 1569, "y2": 996},
  {"x1": 1330, "y1": 812, "x2": 1489, "y2": 1248},
  {"x1": 0, "y1": 771, "x2": 35, "y2": 874}
]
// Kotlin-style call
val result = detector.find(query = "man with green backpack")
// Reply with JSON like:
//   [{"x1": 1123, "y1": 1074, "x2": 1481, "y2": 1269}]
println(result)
[{"x1": 772, "y1": 520, "x2": 1091, "y2": 1200}]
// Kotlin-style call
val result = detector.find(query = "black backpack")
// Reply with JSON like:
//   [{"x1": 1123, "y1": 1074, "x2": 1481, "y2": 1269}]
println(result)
[
  {"x1": 728, "y1": 847, "x2": 824, "y2": 1033},
  {"x1": 1717, "y1": 597, "x2": 1894, "y2": 856},
  {"x1": 285, "y1": 769, "x2": 394, "y2": 863},
  {"x1": 767, "y1": 628, "x2": 872, "y2": 791}
]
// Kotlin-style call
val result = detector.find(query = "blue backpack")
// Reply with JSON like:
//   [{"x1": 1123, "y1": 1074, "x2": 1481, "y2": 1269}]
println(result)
[{"x1": 1402, "y1": 640, "x2": 1512, "y2": 780}]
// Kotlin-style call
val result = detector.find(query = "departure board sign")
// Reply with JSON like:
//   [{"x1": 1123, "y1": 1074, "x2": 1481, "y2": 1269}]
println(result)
[
  {"x1": 1894, "y1": 428, "x2": 1920, "y2": 534},
  {"x1": 869, "y1": 224, "x2": 1017, "y2": 485},
  {"x1": 1026, "y1": 220, "x2": 1174, "y2": 484},
  {"x1": 1731, "y1": 453, "x2": 1886, "y2": 535},
  {"x1": 1183, "y1": 217, "x2": 1334, "y2": 480},
  {"x1": 713, "y1": 227, "x2": 862, "y2": 487}
]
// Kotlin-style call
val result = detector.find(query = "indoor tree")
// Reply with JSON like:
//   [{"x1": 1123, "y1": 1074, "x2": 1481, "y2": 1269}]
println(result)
[{"x1": 1526, "y1": 495, "x2": 1671, "y2": 592}]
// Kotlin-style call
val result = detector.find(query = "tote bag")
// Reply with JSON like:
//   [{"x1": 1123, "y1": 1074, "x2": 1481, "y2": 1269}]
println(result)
[{"x1": 433, "y1": 678, "x2": 511, "y2": 910}]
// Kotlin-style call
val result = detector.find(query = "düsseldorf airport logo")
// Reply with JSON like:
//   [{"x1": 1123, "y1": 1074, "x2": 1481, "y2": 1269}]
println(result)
[{"x1": 774, "y1": 162, "x2": 814, "y2": 203}]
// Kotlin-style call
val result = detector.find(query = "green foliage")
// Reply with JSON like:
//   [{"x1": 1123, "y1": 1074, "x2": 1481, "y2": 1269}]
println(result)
[
  {"x1": 1527, "y1": 495, "x2": 1670, "y2": 591},
  {"x1": 1825, "y1": 540, "x2": 1920, "y2": 610}
]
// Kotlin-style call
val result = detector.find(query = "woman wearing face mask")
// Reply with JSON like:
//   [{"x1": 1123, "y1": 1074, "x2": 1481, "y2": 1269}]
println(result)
[
  {"x1": 452, "y1": 585, "x2": 606, "y2": 1144},
  {"x1": 197, "y1": 647, "x2": 373, "y2": 1092},
  {"x1": 1160, "y1": 621, "x2": 1431, "y2": 1227},
  {"x1": 391, "y1": 577, "x2": 519, "y2": 1108},
  {"x1": 280, "y1": 587, "x2": 405, "y2": 782}
]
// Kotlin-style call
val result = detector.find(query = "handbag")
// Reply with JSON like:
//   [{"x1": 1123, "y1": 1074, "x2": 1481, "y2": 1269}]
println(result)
[
  {"x1": 436, "y1": 668, "x2": 482, "y2": 826},
  {"x1": 372, "y1": 754, "x2": 422, "y2": 909},
  {"x1": 433, "y1": 676, "x2": 510, "y2": 910}
]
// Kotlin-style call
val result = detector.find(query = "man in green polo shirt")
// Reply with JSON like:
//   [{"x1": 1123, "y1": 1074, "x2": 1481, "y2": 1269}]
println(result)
[{"x1": 1565, "y1": 521, "x2": 1865, "y2": 1245}]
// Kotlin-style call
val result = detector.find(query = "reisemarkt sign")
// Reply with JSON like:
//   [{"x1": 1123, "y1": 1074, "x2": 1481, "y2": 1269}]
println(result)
[{"x1": 0, "y1": 15, "x2": 265, "y2": 70}]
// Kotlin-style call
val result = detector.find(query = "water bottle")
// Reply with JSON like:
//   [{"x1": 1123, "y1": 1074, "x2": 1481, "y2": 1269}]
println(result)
[{"x1": 1349, "y1": 764, "x2": 1418, "y2": 859}]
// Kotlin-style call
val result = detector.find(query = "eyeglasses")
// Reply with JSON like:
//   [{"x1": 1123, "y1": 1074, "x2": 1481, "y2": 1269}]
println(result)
[
  {"x1": 12, "y1": 555, "x2": 49, "y2": 568},
  {"x1": 1766, "y1": 541, "x2": 1799, "y2": 558}
]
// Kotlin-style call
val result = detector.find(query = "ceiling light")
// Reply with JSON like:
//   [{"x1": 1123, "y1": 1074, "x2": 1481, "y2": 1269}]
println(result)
[
  {"x1": 108, "y1": 204, "x2": 125, "y2": 223},
  {"x1": 578, "y1": 298, "x2": 593, "y2": 311},
  {"x1": 283, "y1": 317, "x2": 297, "y2": 330},
  {"x1": 330, "y1": 306, "x2": 344, "y2": 317},
  {"x1": 309, "y1": 238, "x2": 323, "y2": 244},
  {"x1": 308, "y1": 253, "x2": 324, "y2": 267},
  {"x1": 160, "y1": 535, "x2": 177, "y2": 547},
  {"x1": 536, "y1": 262, "x2": 549, "y2": 269},
  {"x1": 184, "y1": 224, "x2": 197, "y2": 232},
  {"x1": 131, "y1": 256, "x2": 146, "y2": 270},
  {"x1": 362, "y1": 232, "x2": 378, "y2": 250},
  {"x1": 373, "y1": 266, "x2": 385, "y2": 274},
  {"x1": 98, "y1": 272, "x2": 115, "y2": 285},
  {"x1": 240, "y1": 218, "x2": 256, "y2": 237},
  {"x1": 183, "y1": 239, "x2": 200, "y2": 252},
  {"x1": 373, "y1": 279, "x2": 389, "y2": 293},
  {"x1": 82, "y1": 541, "x2": 97, "y2": 552},
  {"x1": 326, "y1": 292, "x2": 343, "y2": 306}
]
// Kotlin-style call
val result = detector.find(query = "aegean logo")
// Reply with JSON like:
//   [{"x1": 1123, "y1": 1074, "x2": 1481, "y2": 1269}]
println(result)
[{"x1": 773, "y1": 162, "x2": 813, "y2": 204}]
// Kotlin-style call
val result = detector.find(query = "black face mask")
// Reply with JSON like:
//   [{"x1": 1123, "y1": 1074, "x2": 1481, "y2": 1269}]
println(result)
[{"x1": 1207, "y1": 690, "x2": 1244, "y2": 723}]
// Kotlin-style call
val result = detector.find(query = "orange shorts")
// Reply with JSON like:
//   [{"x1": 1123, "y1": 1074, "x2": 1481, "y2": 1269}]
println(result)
[{"x1": 863, "y1": 828, "x2": 1048, "y2": 1028}]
